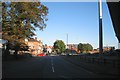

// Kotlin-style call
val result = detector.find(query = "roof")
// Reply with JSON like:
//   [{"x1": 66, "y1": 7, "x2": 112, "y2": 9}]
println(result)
[{"x1": 28, "y1": 38, "x2": 42, "y2": 43}]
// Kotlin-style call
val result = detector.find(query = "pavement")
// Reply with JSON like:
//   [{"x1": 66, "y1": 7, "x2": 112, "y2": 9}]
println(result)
[{"x1": 2, "y1": 56, "x2": 120, "y2": 79}]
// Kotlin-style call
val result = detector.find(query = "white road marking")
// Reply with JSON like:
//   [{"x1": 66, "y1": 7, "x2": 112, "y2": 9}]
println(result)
[
  {"x1": 52, "y1": 66, "x2": 55, "y2": 72},
  {"x1": 51, "y1": 57, "x2": 55, "y2": 72}
]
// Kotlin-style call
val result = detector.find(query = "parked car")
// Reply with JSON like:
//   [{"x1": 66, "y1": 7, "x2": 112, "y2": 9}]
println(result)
[{"x1": 37, "y1": 53, "x2": 46, "y2": 56}]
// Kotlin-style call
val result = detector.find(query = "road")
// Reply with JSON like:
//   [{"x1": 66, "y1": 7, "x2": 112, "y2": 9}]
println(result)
[{"x1": 2, "y1": 56, "x2": 118, "y2": 78}]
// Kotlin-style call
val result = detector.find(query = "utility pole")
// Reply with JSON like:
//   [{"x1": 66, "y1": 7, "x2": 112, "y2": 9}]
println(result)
[
  {"x1": 67, "y1": 33, "x2": 68, "y2": 49},
  {"x1": 98, "y1": 0, "x2": 103, "y2": 56}
]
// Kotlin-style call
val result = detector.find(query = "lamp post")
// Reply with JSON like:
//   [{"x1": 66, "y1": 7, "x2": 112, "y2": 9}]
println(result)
[
  {"x1": 66, "y1": 33, "x2": 68, "y2": 49},
  {"x1": 98, "y1": 0, "x2": 103, "y2": 57}
]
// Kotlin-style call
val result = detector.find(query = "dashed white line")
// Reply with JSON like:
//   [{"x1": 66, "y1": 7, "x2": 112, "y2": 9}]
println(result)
[
  {"x1": 52, "y1": 66, "x2": 55, "y2": 72},
  {"x1": 51, "y1": 57, "x2": 55, "y2": 72}
]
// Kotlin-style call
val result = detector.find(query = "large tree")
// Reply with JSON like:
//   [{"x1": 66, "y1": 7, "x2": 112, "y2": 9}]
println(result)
[
  {"x1": 53, "y1": 40, "x2": 66, "y2": 54},
  {"x1": 2, "y1": 2, "x2": 48, "y2": 57}
]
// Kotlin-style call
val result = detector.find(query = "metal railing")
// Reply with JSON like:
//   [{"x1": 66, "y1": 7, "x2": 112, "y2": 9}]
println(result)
[{"x1": 79, "y1": 55, "x2": 119, "y2": 68}]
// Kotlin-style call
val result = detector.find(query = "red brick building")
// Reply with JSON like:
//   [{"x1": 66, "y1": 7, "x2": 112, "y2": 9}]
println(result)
[{"x1": 25, "y1": 37, "x2": 43, "y2": 56}]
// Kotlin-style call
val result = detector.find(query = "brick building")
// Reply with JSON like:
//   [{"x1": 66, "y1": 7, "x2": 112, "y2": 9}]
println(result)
[{"x1": 25, "y1": 37, "x2": 43, "y2": 56}]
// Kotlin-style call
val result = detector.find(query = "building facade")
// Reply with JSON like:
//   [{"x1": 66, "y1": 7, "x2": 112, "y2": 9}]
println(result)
[
  {"x1": 25, "y1": 37, "x2": 43, "y2": 56},
  {"x1": 67, "y1": 44, "x2": 78, "y2": 53},
  {"x1": 103, "y1": 46, "x2": 115, "y2": 51}
]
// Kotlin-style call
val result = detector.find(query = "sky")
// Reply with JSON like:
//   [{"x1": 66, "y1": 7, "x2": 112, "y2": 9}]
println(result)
[{"x1": 35, "y1": 2, "x2": 118, "y2": 49}]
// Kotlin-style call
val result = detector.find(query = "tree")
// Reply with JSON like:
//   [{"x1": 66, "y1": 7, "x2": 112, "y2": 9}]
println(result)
[
  {"x1": 77, "y1": 43, "x2": 84, "y2": 53},
  {"x1": 78, "y1": 43, "x2": 93, "y2": 53},
  {"x1": 86, "y1": 43, "x2": 93, "y2": 52},
  {"x1": 2, "y1": 2, "x2": 48, "y2": 57},
  {"x1": 53, "y1": 40, "x2": 66, "y2": 54}
]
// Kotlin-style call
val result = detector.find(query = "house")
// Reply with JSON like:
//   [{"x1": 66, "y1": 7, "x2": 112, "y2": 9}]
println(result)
[
  {"x1": 25, "y1": 37, "x2": 43, "y2": 56},
  {"x1": 67, "y1": 44, "x2": 79, "y2": 53},
  {"x1": 43, "y1": 44, "x2": 53, "y2": 54},
  {"x1": 47, "y1": 46, "x2": 52, "y2": 53}
]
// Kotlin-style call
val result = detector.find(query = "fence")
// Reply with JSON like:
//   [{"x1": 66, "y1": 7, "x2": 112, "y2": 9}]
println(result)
[{"x1": 65, "y1": 55, "x2": 120, "y2": 68}]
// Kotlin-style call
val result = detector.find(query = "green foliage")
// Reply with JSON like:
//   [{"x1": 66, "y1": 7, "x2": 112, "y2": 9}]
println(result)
[
  {"x1": 53, "y1": 40, "x2": 66, "y2": 53},
  {"x1": 85, "y1": 43, "x2": 93, "y2": 52},
  {"x1": 78, "y1": 43, "x2": 93, "y2": 53},
  {"x1": 77, "y1": 43, "x2": 84, "y2": 53},
  {"x1": 2, "y1": 2, "x2": 48, "y2": 51}
]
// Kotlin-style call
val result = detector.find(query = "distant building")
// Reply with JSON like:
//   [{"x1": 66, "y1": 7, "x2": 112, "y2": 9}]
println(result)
[
  {"x1": 43, "y1": 45, "x2": 53, "y2": 53},
  {"x1": 67, "y1": 44, "x2": 78, "y2": 49},
  {"x1": 103, "y1": 46, "x2": 115, "y2": 51},
  {"x1": 47, "y1": 46, "x2": 52, "y2": 53},
  {"x1": 25, "y1": 37, "x2": 43, "y2": 56},
  {"x1": 67, "y1": 44, "x2": 78, "y2": 52},
  {"x1": 92, "y1": 46, "x2": 115, "y2": 54}
]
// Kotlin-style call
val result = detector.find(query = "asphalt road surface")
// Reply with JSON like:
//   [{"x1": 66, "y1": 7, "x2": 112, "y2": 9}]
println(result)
[{"x1": 2, "y1": 56, "x2": 118, "y2": 78}]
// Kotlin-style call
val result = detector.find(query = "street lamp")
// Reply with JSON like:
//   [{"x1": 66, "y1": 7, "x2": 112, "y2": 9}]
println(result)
[{"x1": 66, "y1": 33, "x2": 68, "y2": 49}]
